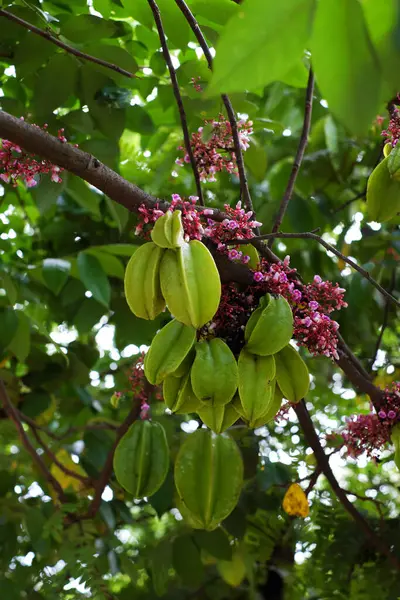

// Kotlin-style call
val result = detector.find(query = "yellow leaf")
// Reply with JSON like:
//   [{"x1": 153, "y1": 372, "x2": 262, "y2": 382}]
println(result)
[
  {"x1": 282, "y1": 483, "x2": 309, "y2": 518},
  {"x1": 50, "y1": 448, "x2": 87, "y2": 493},
  {"x1": 217, "y1": 549, "x2": 246, "y2": 587},
  {"x1": 35, "y1": 395, "x2": 57, "y2": 426}
]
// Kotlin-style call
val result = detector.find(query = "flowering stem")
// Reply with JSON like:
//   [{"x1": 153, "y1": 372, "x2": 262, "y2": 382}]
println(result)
[
  {"x1": 295, "y1": 400, "x2": 400, "y2": 570},
  {"x1": 268, "y1": 69, "x2": 315, "y2": 246},
  {"x1": 147, "y1": 0, "x2": 204, "y2": 205},
  {"x1": 233, "y1": 231, "x2": 400, "y2": 309},
  {"x1": 174, "y1": 0, "x2": 255, "y2": 217},
  {"x1": 0, "y1": 9, "x2": 138, "y2": 80},
  {"x1": 0, "y1": 110, "x2": 385, "y2": 415}
]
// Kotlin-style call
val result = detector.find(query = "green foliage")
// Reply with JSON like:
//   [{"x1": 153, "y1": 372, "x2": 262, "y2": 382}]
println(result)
[{"x1": 0, "y1": 0, "x2": 399, "y2": 598}]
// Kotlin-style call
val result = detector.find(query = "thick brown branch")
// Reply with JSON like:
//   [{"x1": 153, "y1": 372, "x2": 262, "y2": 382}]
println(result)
[
  {"x1": 0, "y1": 110, "x2": 164, "y2": 213},
  {"x1": 174, "y1": 0, "x2": 255, "y2": 216},
  {"x1": 295, "y1": 401, "x2": 400, "y2": 570},
  {"x1": 0, "y1": 379, "x2": 67, "y2": 502},
  {"x1": 0, "y1": 9, "x2": 138, "y2": 79},
  {"x1": 234, "y1": 231, "x2": 400, "y2": 309},
  {"x1": 268, "y1": 70, "x2": 315, "y2": 246},
  {"x1": 148, "y1": 0, "x2": 204, "y2": 205}
]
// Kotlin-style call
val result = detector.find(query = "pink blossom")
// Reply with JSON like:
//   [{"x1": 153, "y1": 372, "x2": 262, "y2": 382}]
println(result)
[
  {"x1": 1, "y1": 124, "x2": 68, "y2": 187},
  {"x1": 176, "y1": 113, "x2": 253, "y2": 183},
  {"x1": 253, "y1": 271, "x2": 264, "y2": 282}
]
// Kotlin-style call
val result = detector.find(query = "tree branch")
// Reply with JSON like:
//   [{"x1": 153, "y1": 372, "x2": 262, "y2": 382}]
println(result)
[
  {"x1": 268, "y1": 69, "x2": 315, "y2": 246},
  {"x1": 0, "y1": 378, "x2": 67, "y2": 502},
  {"x1": 233, "y1": 231, "x2": 400, "y2": 309},
  {"x1": 148, "y1": 0, "x2": 204, "y2": 205},
  {"x1": 294, "y1": 400, "x2": 400, "y2": 570},
  {"x1": 28, "y1": 423, "x2": 91, "y2": 485},
  {"x1": 174, "y1": 0, "x2": 255, "y2": 216},
  {"x1": 0, "y1": 110, "x2": 165, "y2": 213},
  {"x1": 0, "y1": 110, "x2": 384, "y2": 414},
  {"x1": 82, "y1": 399, "x2": 141, "y2": 520},
  {"x1": 369, "y1": 268, "x2": 397, "y2": 371},
  {"x1": 0, "y1": 9, "x2": 138, "y2": 80},
  {"x1": 18, "y1": 409, "x2": 117, "y2": 441}
]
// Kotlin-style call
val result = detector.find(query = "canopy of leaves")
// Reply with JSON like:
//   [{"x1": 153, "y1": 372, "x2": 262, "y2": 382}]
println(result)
[{"x1": 0, "y1": 0, "x2": 399, "y2": 599}]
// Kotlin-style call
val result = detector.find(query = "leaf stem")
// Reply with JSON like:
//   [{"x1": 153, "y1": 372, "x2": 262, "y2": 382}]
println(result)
[
  {"x1": 147, "y1": 0, "x2": 204, "y2": 205},
  {"x1": 268, "y1": 69, "x2": 314, "y2": 246}
]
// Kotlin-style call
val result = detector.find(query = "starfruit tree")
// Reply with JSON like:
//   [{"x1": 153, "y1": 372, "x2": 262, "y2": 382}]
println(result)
[{"x1": 0, "y1": 0, "x2": 400, "y2": 598}]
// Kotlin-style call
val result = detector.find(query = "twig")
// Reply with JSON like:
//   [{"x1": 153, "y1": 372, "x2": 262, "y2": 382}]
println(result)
[
  {"x1": 342, "y1": 488, "x2": 385, "y2": 522},
  {"x1": 174, "y1": 0, "x2": 254, "y2": 215},
  {"x1": 27, "y1": 423, "x2": 90, "y2": 485},
  {"x1": 148, "y1": 0, "x2": 204, "y2": 205},
  {"x1": 294, "y1": 400, "x2": 400, "y2": 570},
  {"x1": 304, "y1": 466, "x2": 322, "y2": 496},
  {"x1": 336, "y1": 331, "x2": 373, "y2": 382},
  {"x1": 369, "y1": 268, "x2": 397, "y2": 371},
  {"x1": 0, "y1": 9, "x2": 138, "y2": 80},
  {"x1": 0, "y1": 378, "x2": 67, "y2": 502},
  {"x1": 268, "y1": 69, "x2": 314, "y2": 246},
  {"x1": 233, "y1": 231, "x2": 400, "y2": 309},
  {"x1": 82, "y1": 399, "x2": 141, "y2": 520},
  {"x1": 333, "y1": 190, "x2": 366, "y2": 214},
  {"x1": 18, "y1": 409, "x2": 117, "y2": 441}
]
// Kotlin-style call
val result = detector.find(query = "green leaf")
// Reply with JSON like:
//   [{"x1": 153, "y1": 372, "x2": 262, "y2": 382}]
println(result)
[
  {"x1": 187, "y1": 0, "x2": 238, "y2": 27},
  {"x1": 121, "y1": 0, "x2": 154, "y2": 28},
  {"x1": 31, "y1": 175, "x2": 68, "y2": 215},
  {"x1": 93, "y1": 0, "x2": 111, "y2": 17},
  {"x1": 150, "y1": 51, "x2": 167, "y2": 77},
  {"x1": 126, "y1": 105, "x2": 155, "y2": 135},
  {"x1": 66, "y1": 176, "x2": 101, "y2": 218},
  {"x1": 82, "y1": 43, "x2": 138, "y2": 84},
  {"x1": 151, "y1": 539, "x2": 172, "y2": 597},
  {"x1": 208, "y1": 0, "x2": 314, "y2": 95},
  {"x1": 244, "y1": 137, "x2": 268, "y2": 182},
  {"x1": 42, "y1": 259, "x2": 71, "y2": 295},
  {"x1": 77, "y1": 252, "x2": 111, "y2": 308},
  {"x1": 104, "y1": 196, "x2": 130, "y2": 233},
  {"x1": 311, "y1": 0, "x2": 381, "y2": 134},
  {"x1": 73, "y1": 299, "x2": 105, "y2": 334},
  {"x1": 33, "y1": 54, "x2": 78, "y2": 116},
  {"x1": 86, "y1": 250, "x2": 125, "y2": 279},
  {"x1": 0, "y1": 272, "x2": 17, "y2": 305},
  {"x1": 172, "y1": 534, "x2": 204, "y2": 587},
  {"x1": 8, "y1": 312, "x2": 31, "y2": 363},
  {"x1": 194, "y1": 529, "x2": 232, "y2": 561},
  {"x1": 89, "y1": 244, "x2": 138, "y2": 256},
  {"x1": 0, "y1": 308, "x2": 19, "y2": 353},
  {"x1": 60, "y1": 15, "x2": 116, "y2": 43}
]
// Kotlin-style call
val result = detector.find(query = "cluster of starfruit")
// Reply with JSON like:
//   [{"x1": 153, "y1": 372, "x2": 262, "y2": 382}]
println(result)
[
  {"x1": 124, "y1": 209, "x2": 310, "y2": 434},
  {"x1": 112, "y1": 209, "x2": 311, "y2": 529}
]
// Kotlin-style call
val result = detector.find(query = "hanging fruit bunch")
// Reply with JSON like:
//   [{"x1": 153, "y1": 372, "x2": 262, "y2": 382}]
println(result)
[{"x1": 113, "y1": 208, "x2": 311, "y2": 530}]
